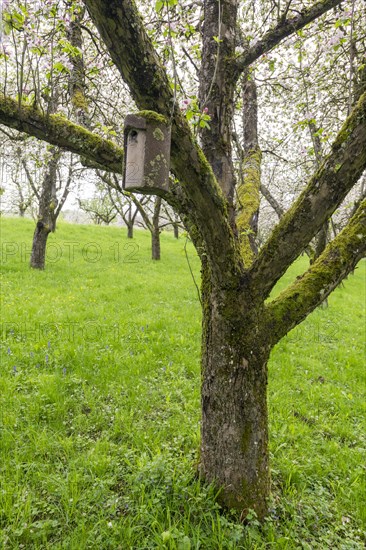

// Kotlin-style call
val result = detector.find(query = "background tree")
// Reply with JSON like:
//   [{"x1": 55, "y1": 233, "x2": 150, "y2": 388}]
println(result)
[
  {"x1": 0, "y1": 141, "x2": 35, "y2": 217},
  {"x1": 78, "y1": 180, "x2": 118, "y2": 225},
  {"x1": 99, "y1": 171, "x2": 142, "y2": 239}
]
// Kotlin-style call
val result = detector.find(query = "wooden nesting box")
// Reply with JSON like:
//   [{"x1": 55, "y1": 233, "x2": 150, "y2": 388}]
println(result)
[{"x1": 123, "y1": 113, "x2": 171, "y2": 192}]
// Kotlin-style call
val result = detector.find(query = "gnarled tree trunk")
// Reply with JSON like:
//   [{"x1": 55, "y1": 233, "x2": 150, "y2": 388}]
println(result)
[{"x1": 200, "y1": 265, "x2": 270, "y2": 516}]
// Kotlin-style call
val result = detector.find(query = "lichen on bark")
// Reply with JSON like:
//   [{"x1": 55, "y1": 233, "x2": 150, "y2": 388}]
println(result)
[
  {"x1": 265, "y1": 199, "x2": 366, "y2": 345},
  {"x1": 236, "y1": 148, "x2": 262, "y2": 267}
]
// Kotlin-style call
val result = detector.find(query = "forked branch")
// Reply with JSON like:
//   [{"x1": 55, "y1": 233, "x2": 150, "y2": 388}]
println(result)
[
  {"x1": 265, "y1": 199, "x2": 366, "y2": 346},
  {"x1": 234, "y1": 0, "x2": 344, "y2": 78},
  {"x1": 250, "y1": 91, "x2": 366, "y2": 299}
]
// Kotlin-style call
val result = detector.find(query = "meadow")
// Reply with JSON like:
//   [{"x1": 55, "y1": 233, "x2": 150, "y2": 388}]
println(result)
[{"x1": 0, "y1": 216, "x2": 365, "y2": 549}]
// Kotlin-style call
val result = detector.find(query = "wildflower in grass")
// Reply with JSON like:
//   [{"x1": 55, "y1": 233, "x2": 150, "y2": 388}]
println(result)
[
  {"x1": 13, "y1": 366, "x2": 17, "y2": 374},
  {"x1": 48, "y1": 341, "x2": 51, "y2": 349},
  {"x1": 63, "y1": 367, "x2": 66, "y2": 376},
  {"x1": 45, "y1": 354, "x2": 49, "y2": 363},
  {"x1": 7, "y1": 347, "x2": 11, "y2": 354}
]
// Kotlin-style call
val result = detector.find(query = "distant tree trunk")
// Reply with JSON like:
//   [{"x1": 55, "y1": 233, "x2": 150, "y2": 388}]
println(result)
[
  {"x1": 151, "y1": 197, "x2": 162, "y2": 260},
  {"x1": 312, "y1": 222, "x2": 329, "y2": 263},
  {"x1": 127, "y1": 223, "x2": 133, "y2": 239},
  {"x1": 151, "y1": 228, "x2": 160, "y2": 260},
  {"x1": 127, "y1": 206, "x2": 134, "y2": 238},
  {"x1": 30, "y1": 221, "x2": 51, "y2": 269},
  {"x1": 173, "y1": 212, "x2": 179, "y2": 239},
  {"x1": 30, "y1": 146, "x2": 60, "y2": 269},
  {"x1": 68, "y1": 6, "x2": 90, "y2": 128}
]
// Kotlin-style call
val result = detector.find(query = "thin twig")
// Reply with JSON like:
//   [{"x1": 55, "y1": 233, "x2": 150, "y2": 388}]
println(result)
[{"x1": 184, "y1": 236, "x2": 202, "y2": 305}]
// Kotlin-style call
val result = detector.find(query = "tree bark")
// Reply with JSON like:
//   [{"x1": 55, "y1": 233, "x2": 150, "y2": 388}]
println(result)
[
  {"x1": 199, "y1": 0, "x2": 238, "y2": 222},
  {"x1": 0, "y1": 96, "x2": 124, "y2": 173},
  {"x1": 151, "y1": 228, "x2": 161, "y2": 261},
  {"x1": 67, "y1": 6, "x2": 90, "y2": 128},
  {"x1": 30, "y1": 221, "x2": 51, "y2": 270},
  {"x1": 237, "y1": 72, "x2": 261, "y2": 266},
  {"x1": 250, "y1": 91, "x2": 366, "y2": 300},
  {"x1": 30, "y1": 146, "x2": 60, "y2": 269},
  {"x1": 126, "y1": 204, "x2": 134, "y2": 238},
  {"x1": 200, "y1": 266, "x2": 270, "y2": 517}
]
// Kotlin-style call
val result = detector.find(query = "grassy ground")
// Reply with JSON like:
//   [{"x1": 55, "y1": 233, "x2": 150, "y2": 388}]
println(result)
[{"x1": 0, "y1": 217, "x2": 365, "y2": 549}]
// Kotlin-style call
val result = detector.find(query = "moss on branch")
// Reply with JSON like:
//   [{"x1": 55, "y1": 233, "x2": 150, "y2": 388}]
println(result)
[
  {"x1": 136, "y1": 110, "x2": 168, "y2": 125},
  {"x1": 236, "y1": 148, "x2": 262, "y2": 267},
  {"x1": 265, "y1": 199, "x2": 366, "y2": 346},
  {"x1": 0, "y1": 95, "x2": 124, "y2": 173},
  {"x1": 250, "y1": 91, "x2": 366, "y2": 299}
]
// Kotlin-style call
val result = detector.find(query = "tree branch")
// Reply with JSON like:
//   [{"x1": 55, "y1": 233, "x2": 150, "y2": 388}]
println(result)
[
  {"x1": 130, "y1": 194, "x2": 153, "y2": 232},
  {"x1": 250, "y1": 91, "x2": 366, "y2": 298},
  {"x1": 82, "y1": 0, "x2": 243, "y2": 285},
  {"x1": 265, "y1": 199, "x2": 366, "y2": 346},
  {"x1": 260, "y1": 184, "x2": 284, "y2": 219},
  {"x1": 235, "y1": 0, "x2": 343, "y2": 77},
  {"x1": 0, "y1": 95, "x2": 124, "y2": 173},
  {"x1": 21, "y1": 158, "x2": 40, "y2": 200}
]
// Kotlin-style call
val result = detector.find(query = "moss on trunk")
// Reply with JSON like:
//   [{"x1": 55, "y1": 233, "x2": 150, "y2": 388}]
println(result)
[{"x1": 237, "y1": 148, "x2": 262, "y2": 267}]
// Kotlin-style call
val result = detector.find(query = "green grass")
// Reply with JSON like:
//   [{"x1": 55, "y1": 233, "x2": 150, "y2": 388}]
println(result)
[{"x1": 0, "y1": 216, "x2": 365, "y2": 549}]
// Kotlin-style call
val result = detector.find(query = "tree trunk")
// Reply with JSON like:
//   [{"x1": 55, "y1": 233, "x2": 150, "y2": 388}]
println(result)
[
  {"x1": 151, "y1": 228, "x2": 160, "y2": 260},
  {"x1": 30, "y1": 146, "x2": 60, "y2": 269},
  {"x1": 126, "y1": 204, "x2": 134, "y2": 238},
  {"x1": 30, "y1": 221, "x2": 51, "y2": 269},
  {"x1": 127, "y1": 223, "x2": 133, "y2": 239},
  {"x1": 173, "y1": 224, "x2": 179, "y2": 239},
  {"x1": 151, "y1": 196, "x2": 162, "y2": 260},
  {"x1": 198, "y1": 0, "x2": 238, "y2": 224},
  {"x1": 200, "y1": 265, "x2": 270, "y2": 518},
  {"x1": 237, "y1": 71, "x2": 261, "y2": 266}
]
